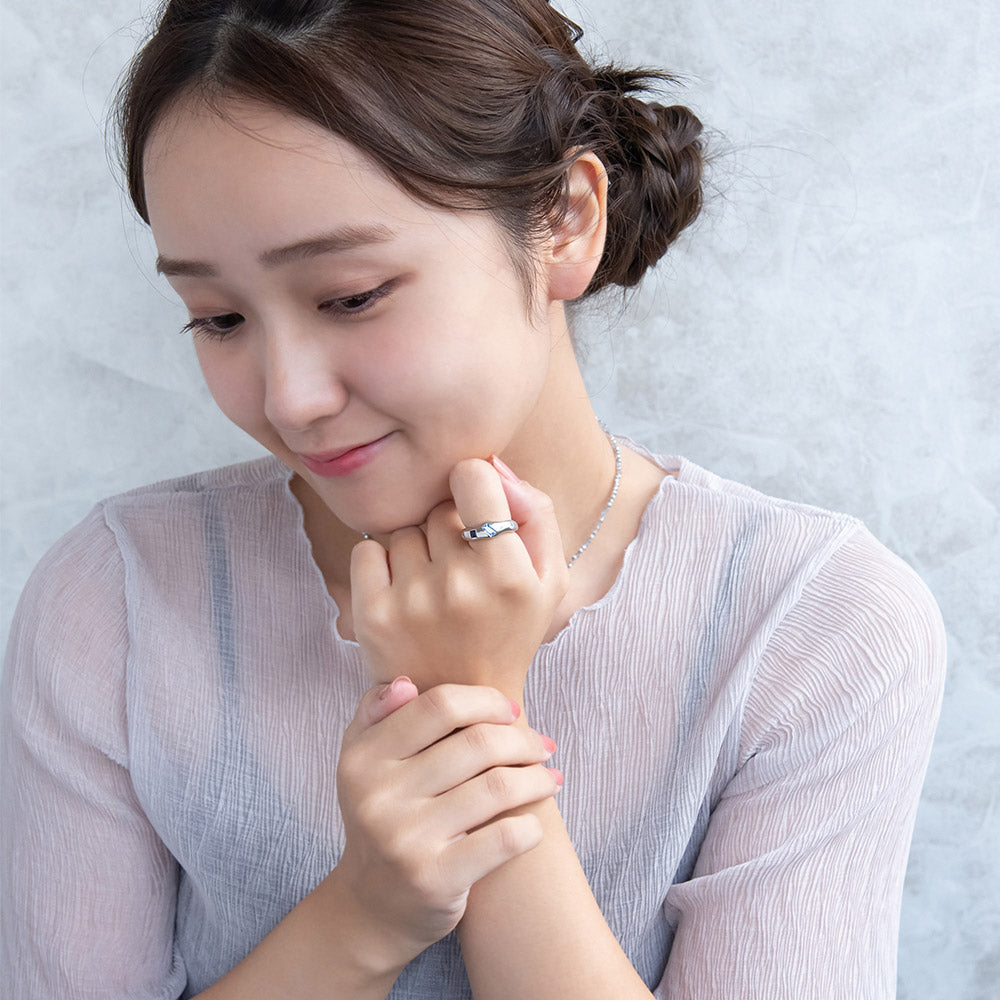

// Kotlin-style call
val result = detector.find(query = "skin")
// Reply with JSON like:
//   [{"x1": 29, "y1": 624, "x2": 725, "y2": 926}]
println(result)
[{"x1": 143, "y1": 94, "x2": 666, "y2": 998}]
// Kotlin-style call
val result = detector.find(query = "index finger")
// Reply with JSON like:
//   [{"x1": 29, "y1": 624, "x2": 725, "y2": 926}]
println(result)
[{"x1": 358, "y1": 683, "x2": 521, "y2": 760}]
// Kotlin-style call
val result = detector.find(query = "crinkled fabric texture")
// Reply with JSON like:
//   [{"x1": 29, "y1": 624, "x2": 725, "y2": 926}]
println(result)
[{"x1": 0, "y1": 447, "x2": 946, "y2": 998}]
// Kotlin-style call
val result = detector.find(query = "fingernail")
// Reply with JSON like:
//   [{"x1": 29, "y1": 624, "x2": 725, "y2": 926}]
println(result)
[
  {"x1": 548, "y1": 768, "x2": 565, "y2": 786},
  {"x1": 379, "y1": 675, "x2": 413, "y2": 700},
  {"x1": 491, "y1": 454, "x2": 521, "y2": 485},
  {"x1": 508, "y1": 699, "x2": 522, "y2": 720},
  {"x1": 541, "y1": 735, "x2": 557, "y2": 754}
]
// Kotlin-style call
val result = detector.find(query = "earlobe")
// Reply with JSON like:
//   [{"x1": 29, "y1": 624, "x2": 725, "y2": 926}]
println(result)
[{"x1": 546, "y1": 151, "x2": 609, "y2": 302}]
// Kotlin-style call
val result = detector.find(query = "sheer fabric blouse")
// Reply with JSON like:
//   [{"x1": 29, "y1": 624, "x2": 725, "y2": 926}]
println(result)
[{"x1": 1, "y1": 447, "x2": 946, "y2": 998}]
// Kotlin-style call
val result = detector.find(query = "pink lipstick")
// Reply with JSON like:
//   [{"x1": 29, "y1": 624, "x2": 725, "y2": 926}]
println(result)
[{"x1": 299, "y1": 433, "x2": 392, "y2": 478}]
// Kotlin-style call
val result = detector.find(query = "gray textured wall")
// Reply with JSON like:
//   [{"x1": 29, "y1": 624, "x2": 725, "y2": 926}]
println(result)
[{"x1": 1, "y1": 1, "x2": 997, "y2": 995}]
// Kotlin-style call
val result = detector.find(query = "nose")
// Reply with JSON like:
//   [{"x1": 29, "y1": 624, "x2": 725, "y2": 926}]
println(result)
[{"x1": 261, "y1": 325, "x2": 349, "y2": 433}]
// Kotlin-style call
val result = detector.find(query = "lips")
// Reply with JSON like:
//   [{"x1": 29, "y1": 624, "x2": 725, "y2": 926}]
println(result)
[{"x1": 298, "y1": 432, "x2": 393, "y2": 478}]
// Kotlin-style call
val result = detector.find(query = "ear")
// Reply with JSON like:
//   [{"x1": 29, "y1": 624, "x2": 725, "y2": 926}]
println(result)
[{"x1": 545, "y1": 151, "x2": 608, "y2": 302}]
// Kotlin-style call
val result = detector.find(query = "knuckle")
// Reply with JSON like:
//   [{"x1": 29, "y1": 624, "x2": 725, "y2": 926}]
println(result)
[
  {"x1": 384, "y1": 829, "x2": 415, "y2": 869},
  {"x1": 536, "y1": 490, "x2": 557, "y2": 517},
  {"x1": 366, "y1": 813, "x2": 417, "y2": 871},
  {"x1": 421, "y1": 683, "x2": 462, "y2": 723},
  {"x1": 495, "y1": 813, "x2": 542, "y2": 857},
  {"x1": 426, "y1": 499, "x2": 459, "y2": 530},
  {"x1": 442, "y1": 568, "x2": 475, "y2": 615},
  {"x1": 484, "y1": 766, "x2": 513, "y2": 803},
  {"x1": 401, "y1": 578, "x2": 434, "y2": 621},
  {"x1": 336, "y1": 746, "x2": 364, "y2": 785},
  {"x1": 462, "y1": 722, "x2": 494, "y2": 758},
  {"x1": 492, "y1": 568, "x2": 529, "y2": 600},
  {"x1": 358, "y1": 594, "x2": 393, "y2": 635},
  {"x1": 351, "y1": 794, "x2": 383, "y2": 834}
]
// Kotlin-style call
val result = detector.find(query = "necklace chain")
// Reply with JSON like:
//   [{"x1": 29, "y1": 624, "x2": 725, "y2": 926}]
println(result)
[{"x1": 567, "y1": 424, "x2": 622, "y2": 569}]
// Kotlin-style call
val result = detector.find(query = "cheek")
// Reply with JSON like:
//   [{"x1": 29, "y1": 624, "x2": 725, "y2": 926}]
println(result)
[
  {"x1": 194, "y1": 344, "x2": 263, "y2": 430},
  {"x1": 389, "y1": 285, "x2": 548, "y2": 412}
]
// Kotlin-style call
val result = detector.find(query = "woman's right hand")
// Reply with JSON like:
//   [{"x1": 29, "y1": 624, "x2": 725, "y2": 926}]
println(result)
[{"x1": 330, "y1": 681, "x2": 562, "y2": 971}]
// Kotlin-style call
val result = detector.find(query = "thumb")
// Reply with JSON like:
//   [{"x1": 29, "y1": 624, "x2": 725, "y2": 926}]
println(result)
[{"x1": 358, "y1": 675, "x2": 419, "y2": 730}]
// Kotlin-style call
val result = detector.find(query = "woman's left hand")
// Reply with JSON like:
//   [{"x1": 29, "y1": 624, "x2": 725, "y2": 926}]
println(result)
[{"x1": 351, "y1": 457, "x2": 568, "y2": 700}]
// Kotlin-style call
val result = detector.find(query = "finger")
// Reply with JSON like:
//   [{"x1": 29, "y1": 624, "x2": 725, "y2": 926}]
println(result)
[
  {"x1": 491, "y1": 456, "x2": 568, "y2": 588},
  {"x1": 346, "y1": 676, "x2": 421, "y2": 738},
  {"x1": 350, "y1": 539, "x2": 394, "y2": 674},
  {"x1": 365, "y1": 683, "x2": 521, "y2": 760},
  {"x1": 370, "y1": 676, "x2": 421, "y2": 727},
  {"x1": 448, "y1": 458, "x2": 524, "y2": 563},
  {"x1": 351, "y1": 536, "x2": 391, "y2": 592},
  {"x1": 436, "y1": 763, "x2": 563, "y2": 840},
  {"x1": 407, "y1": 722, "x2": 553, "y2": 796},
  {"x1": 387, "y1": 524, "x2": 430, "y2": 579},
  {"x1": 442, "y1": 813, "x2": 544, "y2": 887},
  {"x1": 422, "y1": 500, "x2": 467, "y2": 559}
]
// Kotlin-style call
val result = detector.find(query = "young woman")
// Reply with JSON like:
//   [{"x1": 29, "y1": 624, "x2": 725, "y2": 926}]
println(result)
[{"x1": 0, "y1": 1, "x2": 946, "y2": 997}]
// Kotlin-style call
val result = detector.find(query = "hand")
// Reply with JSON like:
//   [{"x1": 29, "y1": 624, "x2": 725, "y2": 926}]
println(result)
[
  {"x1": 333, "y1": 681, "x2": 562, "y2": 968},
  {"x1": 351, "y1": 457, "x2": 569, "y2": 698}
]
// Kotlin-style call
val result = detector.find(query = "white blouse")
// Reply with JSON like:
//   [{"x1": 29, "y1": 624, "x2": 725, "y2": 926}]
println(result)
[{"x1": 0, "y1": 447, "x2": 946, "y2": 999}]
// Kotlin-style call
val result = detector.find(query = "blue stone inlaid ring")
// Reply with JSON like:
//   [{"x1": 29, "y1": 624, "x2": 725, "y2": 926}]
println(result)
[{"x1": 460, "y1": 519, "x2": 519, "y2": 541}]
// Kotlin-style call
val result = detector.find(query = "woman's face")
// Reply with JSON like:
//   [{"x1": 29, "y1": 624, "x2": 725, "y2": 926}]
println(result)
[{"x1": 143, "y1": 98, "x2": 555, "y2": 534}]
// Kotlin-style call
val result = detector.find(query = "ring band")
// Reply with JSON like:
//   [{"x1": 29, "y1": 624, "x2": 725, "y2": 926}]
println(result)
[{"x1": 461, "y1": 519, "x2": 519, "y2": 541}]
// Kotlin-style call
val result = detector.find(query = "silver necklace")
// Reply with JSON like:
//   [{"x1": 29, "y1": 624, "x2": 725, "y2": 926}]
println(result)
[{"x1": 567, "y1": 425, "x2": 622, "y2": 568}]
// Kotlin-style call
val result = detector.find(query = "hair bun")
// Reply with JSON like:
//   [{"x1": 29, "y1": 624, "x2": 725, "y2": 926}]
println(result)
[{"x1": 584, "y1": 67, "x2": 704, "y2": 294}]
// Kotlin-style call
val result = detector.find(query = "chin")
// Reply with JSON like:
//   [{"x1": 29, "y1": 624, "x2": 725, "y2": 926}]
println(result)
[{"x1": 323, "y1": 488, "x2": 446, "y2": 539}]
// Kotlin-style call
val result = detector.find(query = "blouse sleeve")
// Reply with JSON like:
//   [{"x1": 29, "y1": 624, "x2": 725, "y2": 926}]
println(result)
[
  {"x1": 657, "y1": 527, "x2": 947, "y2": 999},
  {"x1": 1, "y1": 506, "x2": 186, "y2": 998}
]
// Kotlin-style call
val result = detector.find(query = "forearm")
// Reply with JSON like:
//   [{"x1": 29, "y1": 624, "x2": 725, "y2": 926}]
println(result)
[
  {"x1": 457, "y1": 795, "x2": 654, "y2": 1000},
  {"x1": 194, "y1": 868, "x2": 405, "y2": 1000}
]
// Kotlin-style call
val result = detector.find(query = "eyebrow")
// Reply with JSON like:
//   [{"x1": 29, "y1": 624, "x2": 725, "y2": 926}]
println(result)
[{"x1": 154, "y1": 223, "x2": 397, "y2": 277}]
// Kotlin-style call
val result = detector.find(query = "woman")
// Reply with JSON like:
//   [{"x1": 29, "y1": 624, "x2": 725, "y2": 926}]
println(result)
[{"x1": 0, "y1": 1, "x2": 946, "y2": 997}]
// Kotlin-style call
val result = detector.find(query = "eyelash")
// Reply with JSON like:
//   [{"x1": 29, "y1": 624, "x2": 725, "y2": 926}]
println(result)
[{"x1": 180, "y1": 280, "x2": 396, "y2": 341}]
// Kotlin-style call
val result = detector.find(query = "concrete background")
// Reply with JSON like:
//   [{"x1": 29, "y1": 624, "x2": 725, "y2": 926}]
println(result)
[{"x1": 2, "y1": 1, "x2": 997, "y2": 995}]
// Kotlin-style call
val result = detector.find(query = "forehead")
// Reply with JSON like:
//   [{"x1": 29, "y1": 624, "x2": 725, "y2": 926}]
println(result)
[
  {"x1": 140, "y1": 94, "x2": 527, "y2": 295},
  {"x1": 143, "y1": 96, "x2": 416, "y2": 229}
]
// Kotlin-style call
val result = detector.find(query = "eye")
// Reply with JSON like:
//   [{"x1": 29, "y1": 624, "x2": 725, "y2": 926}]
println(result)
[
  {"x1": 180, "y1": 313, "x2": 244, "y2": 341},
  {"x1": 321, "y1": 279, "x2": 396, "y2": 317}
]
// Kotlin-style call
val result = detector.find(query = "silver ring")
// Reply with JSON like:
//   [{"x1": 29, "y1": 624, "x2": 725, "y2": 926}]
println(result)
[{"x1": 461, "y1": 519, "x2": 519, "y2": 541}]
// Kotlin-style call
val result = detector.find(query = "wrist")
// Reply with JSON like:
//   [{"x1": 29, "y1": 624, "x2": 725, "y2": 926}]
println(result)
[
  {"x1": 193, "y1": 867, "x2": 409, "y2": 999},
  {"x1": 320, "y1": 866, "x2": 419, "y2": 984}
]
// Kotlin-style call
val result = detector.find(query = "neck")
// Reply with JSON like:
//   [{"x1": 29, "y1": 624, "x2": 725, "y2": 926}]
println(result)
[{"x1": 494, "y1": 317, "x2": 617, "y2": 565}]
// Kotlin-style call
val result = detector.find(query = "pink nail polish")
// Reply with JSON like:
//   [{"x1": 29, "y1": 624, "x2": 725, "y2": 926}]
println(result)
[
  {"x1": 548, "y1": 768, "x2": 565, "y2": 786},
  {"x1": 541, "y1": 735, "x2": 557, "y2": 754},
  {"x1": 508, "y1": 699, "x2": 522, "y2": 720},
  {"x1": 491, "y1": 454, "x2": 521, "y2": 485}
]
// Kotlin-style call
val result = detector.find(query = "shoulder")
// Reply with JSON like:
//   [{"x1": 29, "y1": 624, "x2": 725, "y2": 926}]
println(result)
[
  {"x1": 624, "y1": 446, "x2": 866, "y2": 622},
  {"x1": 671, "y1": 452, "x2": 861, "y2": 541},
  {"x1": 625, "y1": 442, "x2": 946, "y2": 714},
  {"x1": 3, "y1": 502, "x2": 130, "y2": 762},
  {"x1": 636, "y1": 446, "x2": 935, "y2": 602},
  {"x1": 663, "y1": 448, "x2": 947, "y2": 667},
  {"x1": 631, "y1": 443, "x2": 862, "y2": 554},
  {"x1": 739, "y1": 518, "x2": 947, "y2": 766},
  {"x1": 3, "y1": 458, "x2": 290, "y2": 748},
  {"x1": 10, "y1": 456, "x2": 286, "y2": 620}
]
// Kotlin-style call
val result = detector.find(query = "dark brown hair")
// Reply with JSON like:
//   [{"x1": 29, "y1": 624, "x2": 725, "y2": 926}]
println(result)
[{"x1": 115, "y1": 0, "x2": 704, "y2": 297}]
